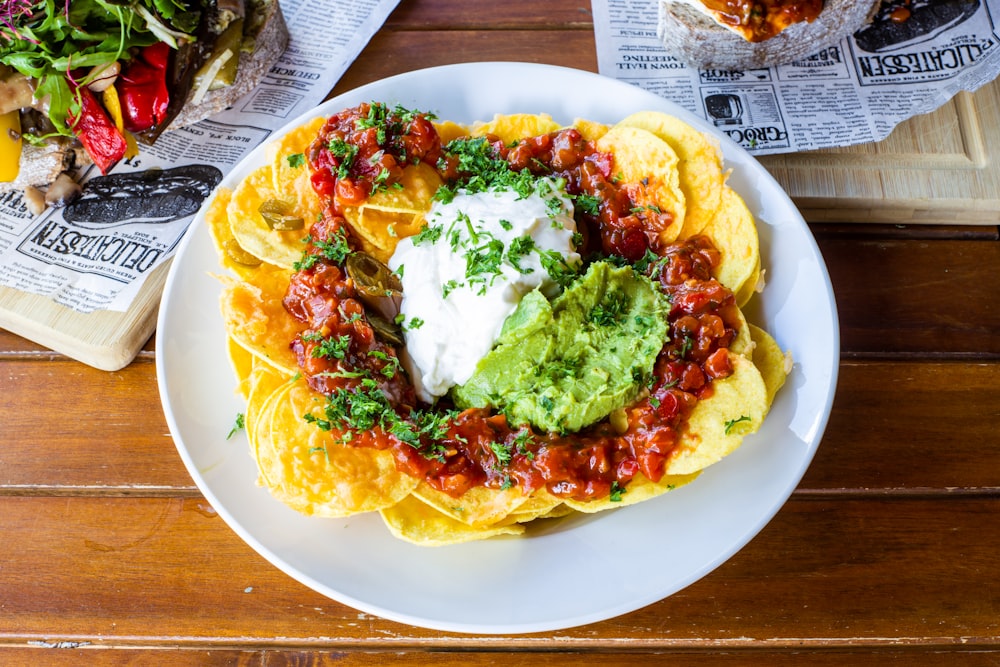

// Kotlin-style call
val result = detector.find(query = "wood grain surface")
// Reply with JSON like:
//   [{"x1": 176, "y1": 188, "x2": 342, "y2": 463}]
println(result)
[{"x1": 1, "y1": 0, "x2": 999, "y2": 663}]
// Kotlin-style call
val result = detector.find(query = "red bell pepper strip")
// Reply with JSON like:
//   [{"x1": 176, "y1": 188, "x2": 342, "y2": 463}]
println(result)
[
  {"x1": 67, "y1": 85, "x2": 128, "y2": 175},
  {"x1": 116, "y1": 41, "x2": 172, "y2": 133}
]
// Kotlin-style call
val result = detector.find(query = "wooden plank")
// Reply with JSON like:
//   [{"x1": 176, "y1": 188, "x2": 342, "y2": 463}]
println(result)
[
  {"x1": 801, "y1": 362, "x2": 1000, "y2": 492},
  {"x1": 386, "y1": 0, "x2": 595, "y2": 28},
  {"x1": 0, "y1": 496, "x2": 997, "y2": 645},
  {"x1": 811, "y1": 223, "x2": 999, "y2": 241},
  {"x1": 330, "y1": 30, "x2": 598, "y2": 97},
  {"x1": 0, "y1": 648, "x2": 997, "y2": 666},
  {"x1": 817, "y1": 237, "x2": 1000, "y2": 358},
  {"x1": 0, "y1": 358, "x2": 195, "y2": 492},
  {"x1": 0, "y1": 649, "x2": 260, "y2": 666}
]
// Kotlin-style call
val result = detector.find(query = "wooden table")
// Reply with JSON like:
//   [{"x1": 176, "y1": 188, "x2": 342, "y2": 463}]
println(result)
[{"x1": 3, "y1": 1, "x2": 999, "y2": 663}]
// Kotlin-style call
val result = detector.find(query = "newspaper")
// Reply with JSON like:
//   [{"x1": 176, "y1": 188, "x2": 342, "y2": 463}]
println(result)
[
  {"x1": 0, "y1": 0, "x2": 399, "y2": 314},
  {"x1": 593, "y1": 0, "x2": 1000, "y2": 154}
]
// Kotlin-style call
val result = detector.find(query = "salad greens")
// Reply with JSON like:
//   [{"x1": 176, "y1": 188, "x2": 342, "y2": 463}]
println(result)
[{"x1": 0, "y1": 0, "x2": 200, "y2": 136}]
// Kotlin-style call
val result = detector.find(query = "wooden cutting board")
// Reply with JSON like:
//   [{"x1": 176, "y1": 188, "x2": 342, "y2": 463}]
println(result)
[
  {"x1": 759, "y1": 77, "x2": 1000, "y2": 225},
  {"x1": 3, "y1": 78, "x2": 999, "y2": 370},
  {"x1": 0, "y1": 262, "x2": 169, "y2": 370}
]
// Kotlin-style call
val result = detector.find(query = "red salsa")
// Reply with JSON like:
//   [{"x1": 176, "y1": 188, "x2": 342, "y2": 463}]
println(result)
[
  {"x1": 282, "y1": 103, "x2": 740, "y2": 502},
  {"x1": 699, "y1": 0, "x2": 823, "y2": 42}
]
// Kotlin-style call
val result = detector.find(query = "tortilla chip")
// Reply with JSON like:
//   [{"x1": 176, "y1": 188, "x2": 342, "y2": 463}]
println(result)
[
  {"x1": 219, "y1": 270, "x2": 304, "y2": 376},
  {"x1": 258, "y1": 379, "x2": 419, "y2": 517},
  {"x1": 572, "y1": 117, "x2": 610, "y2": 142},
  {"x1": 226, "y1": 336, "x2": 257, "y2": 399},
  {"x1": 748, "y1": 323, "x2": 790, "y2": 406},
  {"x1": 703, "y1": 186, "x2": 760, "y2": 300},
  {"x1": 734, "y1": 256, "x2": 763, "y2": 308},
  {"x1": 617, "y1": 111, "x2": 724, "y2": 239},
  {"x1": 564, "y1": 471, "x2": 700, "y2": 513},
  {"x1": 245, "y1": 362, "x2": 290, "y2": 446},
  {"x1": 595, "y1": 125, "x2": 686, "y2": 244},
  {"x1": 523, "y1": 503, "x2": 575, "y2": 521},
  {"x1": 205, "y1": 187, "x2": 270, "y2": 280},
  {"x1": 412, "y1": 482, "x2": 529, "y2": 527},
  {"x1": 342, "y1": 162, "x2": 442, "y2": 262},
  {"x1": 729, "y1": 307, "x2": 753, "y2": 359},
  {"x1": 663, "y1": 352, "x2": 769, "y2": 476},
  {"x1": 470, "y1": 113, "x2": 562, "y2": 143},
  {"x1": 509, "y1": 488, "x2": 565, "y2": 518},
  {"x1": 228, "y1": 165, "x2": 311, "y2": 270},
  {"x1": 269, "y1": 116, "x2": 326, "y2": 230},
  {"x1": 380, "y1": 494, "x2": 525, "y2": 546},
  {"x1": 433, "y1": 120, "x2": 470, "y2": 145}
]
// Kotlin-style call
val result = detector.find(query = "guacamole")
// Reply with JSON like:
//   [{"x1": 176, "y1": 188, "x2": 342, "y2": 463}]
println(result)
[{"x1": 450, "y1": 261, "x2": 670, "y2": 433}]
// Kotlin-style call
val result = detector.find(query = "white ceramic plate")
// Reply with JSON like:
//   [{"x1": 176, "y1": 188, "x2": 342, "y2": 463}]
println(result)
[{"x1": 156, "y1": 63, "x2": 839, "y2": 634}]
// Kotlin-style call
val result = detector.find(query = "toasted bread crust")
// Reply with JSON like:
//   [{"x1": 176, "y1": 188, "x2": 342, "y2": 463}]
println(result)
[
  {"x1": 167, "y1": 0, "x2": 289, "y2": 130},
  {"x1": 658, "y1": 0, "x2": 882, "y2": 69}
]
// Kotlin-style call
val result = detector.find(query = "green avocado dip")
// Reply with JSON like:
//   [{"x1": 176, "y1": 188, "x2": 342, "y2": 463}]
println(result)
[{"x1": 450, "y1": 261, "x2": 670, "y2": 433}]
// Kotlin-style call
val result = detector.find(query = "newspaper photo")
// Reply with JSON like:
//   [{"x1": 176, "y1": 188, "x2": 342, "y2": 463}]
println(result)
[
  {"x1": 0, "y1": 0, "x2": 399, "y2": 315},
  {"x1": 593, "y1": 0, "x2": 1000, "y2": 154}
]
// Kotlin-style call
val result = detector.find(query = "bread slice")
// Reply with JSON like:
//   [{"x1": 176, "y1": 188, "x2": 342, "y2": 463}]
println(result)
[
  {"x1": 658, "y1": 0, "x2": 882, "y2": 69},
  {"x1": 167, "y1": 0, "x2": 288, "y2": 130},
  {"x1": 1, "y1": 140, "x2": 76, "y2": 192}
]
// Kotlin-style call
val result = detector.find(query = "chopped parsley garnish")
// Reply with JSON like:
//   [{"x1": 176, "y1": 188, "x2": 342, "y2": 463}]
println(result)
[
  {"x1": 588, "y1": 289, "x2": 630, "y2": 327},
  {"x1": 394, "y1": 314, "x2": 424, "y2": 331},
  {"x1": 489, "y1": 440, "x2": 513, "y2": 467},
  {"x1": 610, "y1": 481, "x2": 626, "y2": 502},
  {"x1": 679, "y1": 334, "x2": 694, "y2": 359},
  {"x1": 632, "y1": 249, "x2": 670, "y2": 276},
  {"x1": 436, "y1": 137, "x2": 541, "y2": 202},
  {"x1": 327, "y1": 139, "x2": 359, "y2": 179},
  {"x1": 512, "y1": 429, "x2": 536, "y2": 460},
  {"x1": 368, "y1": 350, "x2": 402, "y2": 378},
  {"x1": 537, "y1": 248, "x2": 579, "y2": 288},
  {"x1": 305, "y1": 373, "x2": 456, "y2": 462},
  {"x1": 303, "y1": 332, "x2": 352, "y2": 360},
  {"x1": 412, "y1": 223, "x2": 443, "y2": 245},
  {"x1": 226, "y1": 413, "x2": 245, "y2": 440},
  {"x1": 464, "y1": 235, "x2": 506, "y2": 294},
  {"x1": 294, "y1": 228, "x2": 353, "y2": 270},
  {"x1": 506, "y1": 235, "x2": 537, "y2": 273},
  {"x1": 724, "y1": 415, "x2": 753, "y2": 435},
  {"x1": 286, "y1": 153, "x2": 305, "y2": 169},
  {"x1": 573, "y1": 193, "x2": 602, "y2": 216}
]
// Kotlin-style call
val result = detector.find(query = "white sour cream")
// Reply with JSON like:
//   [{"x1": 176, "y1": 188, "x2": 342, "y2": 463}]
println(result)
[{"x1": 388, "y1": 181, "x2": 580, "y2": 403}]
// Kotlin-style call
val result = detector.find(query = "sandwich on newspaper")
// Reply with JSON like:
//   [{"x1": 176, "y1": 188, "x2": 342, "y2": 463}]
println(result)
[{"x1": 0, "y1": 0, "x2": 288, "y2": 211}]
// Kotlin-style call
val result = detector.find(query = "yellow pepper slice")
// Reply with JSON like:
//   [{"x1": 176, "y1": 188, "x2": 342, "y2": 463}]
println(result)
[
  {"x1": 0, "y1": 110, "x2": 22, "y2": 183},
  {"x1": 102, "y1": 85, "x2": 140, "y2": 160}
]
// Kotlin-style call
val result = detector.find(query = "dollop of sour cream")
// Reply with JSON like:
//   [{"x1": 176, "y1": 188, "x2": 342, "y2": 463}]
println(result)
[{"x1": 388, "y1": 180, "x2": 580, "y2": 403}]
